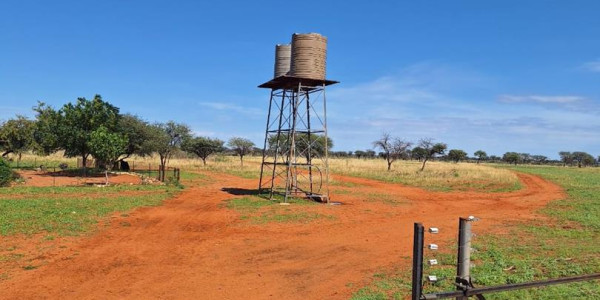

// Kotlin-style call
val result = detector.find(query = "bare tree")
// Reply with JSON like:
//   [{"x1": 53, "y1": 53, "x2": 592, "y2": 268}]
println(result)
[{"x1": 373, "y1": 133, "x2": 412, "y2": 171}]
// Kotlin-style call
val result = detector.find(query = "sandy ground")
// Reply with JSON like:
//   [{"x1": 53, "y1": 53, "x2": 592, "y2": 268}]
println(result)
[{"x1": 0, "y1": 170, "x2": 564, "y2": 299}]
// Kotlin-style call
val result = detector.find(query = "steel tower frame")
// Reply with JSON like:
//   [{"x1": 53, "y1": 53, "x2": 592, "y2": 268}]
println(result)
[{"x1": 258, "y1": 77, "x2": 337, "y2": 203}]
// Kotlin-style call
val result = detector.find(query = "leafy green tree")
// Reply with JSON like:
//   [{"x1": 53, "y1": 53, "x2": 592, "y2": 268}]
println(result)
[
  {"x1": 448, "y1": 149, "x2": 468, "y2": 163},
  {"x1": 147, "y1": 121, "x2": 191, "y2": 181},
  {"x1": 32, "y1": 102, "x2": 61, "y2": 155},
  {"x1": 503, "y1": 152, "x2": 521, "y2": 165},
  {"x1": 559, "y1": 151, "x2": 573, "y2": 167},
  {"x1": 572, "y1": 151, "x2": 595, "y2": 168},
  {"x1": 228, "y1": 137, "x2": 254, "y2": 166},
  {"x1": 474, "y1": 150, "x2": 487, "y2": 164},
  {"x1": 418, "y1": 138, "x2": 447, "y2": 171},
  {"x1": 117, "y1": 114, "x2": 157, "y2": 161},
  {"x1": 57, "y1": 95, "x2": 121, "y2": 173},
  {"x1": 411, "y1": 147, "x2": 427, "y2": 161},
  {"x1": 0, "y1": 116, "x2": 35, "y2": 160},
  {"x1": 373, "y1": 133, "x2": 412, "y2": 171},
  {"x1": 182, "y1": 136, "x2": 224, "y2": 165},
  {"x1": 88, "y1": 126, "x2": 128, "y2": 184}
]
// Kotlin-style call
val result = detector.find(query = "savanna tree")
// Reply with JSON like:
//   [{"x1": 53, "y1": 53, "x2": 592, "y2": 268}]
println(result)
[
  {"x1": 228, "y1": 137, "x2": 254, "y2": 166},
  {"x1": 474, "y1": 150, "x2": 487, "y2": 164},
  {"x1": 411, "y1": 147, "x2": 427, "y2": 161},
  {"x1": 0, "y1": 116, "x2": 35, "y2": 160},
  {"x1": 447, "y1": 149, "x2": 468, "y2": 163},
  {"x1": 418, "y1": 138, "x2": 447, "y2": 171},
  {"x1": 183, "y1": 136, "x2": 225, "y2": 165},
  {"x1": 502, "y1": 152, "x2": 521, "y2": 165},
  {"x1": 147, "y1": 121, "x2": 191, "y2": 181},
  {"x1": 373, "y1": 133, "x2": 412, "y2": 171},
  {"x1": 572, "y1": 151, "x2": 595, "y2": 168},
  {"x1": 559, "y1": 151, "x2": 574, "y2": 167},
  {"x1": 117, "y1": 114, "x2": 158, "y2": 163}
]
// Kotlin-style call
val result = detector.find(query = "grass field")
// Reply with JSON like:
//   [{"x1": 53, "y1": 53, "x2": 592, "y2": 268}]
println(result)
[
  {"x1": 8, "y1": 152, "x2": 521, "y2": 193},
  {"x1": 0, "y1": 184, "x2": 181, "y2": 236},
  {"x1": 352, "y1": 165, "x2": 600, "y2": 299},
  {"x1": 329, "y1": 159, "x2": 521, "y2": 192}
]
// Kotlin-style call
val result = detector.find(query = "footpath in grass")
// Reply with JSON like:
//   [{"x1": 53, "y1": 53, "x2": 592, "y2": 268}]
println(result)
[{"x1": 351, "y1": 166, "x2": 600, "y2": 300}]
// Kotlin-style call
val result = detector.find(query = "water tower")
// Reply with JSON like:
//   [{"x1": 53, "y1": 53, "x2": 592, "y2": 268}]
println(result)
[{"x1": 258, "y1": 33, "x2": 338, "y2": 203}]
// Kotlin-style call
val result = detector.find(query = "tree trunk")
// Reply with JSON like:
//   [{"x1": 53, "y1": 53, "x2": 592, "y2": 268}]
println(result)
[
  {"x1": 82, "y1": 154, "x2": 88, "y2": 177},
  {"x1": 105, "y1": 170, "x2": 109, "y2": 185},
  {"x1": 387, "y1": 160, "x2": 392, "y2": 171},
  {"x1": 240, "y1": 155, "x2": 244, "y2": 167},
  {"x1": 2, "y1": 150, "x2": 13, "y2": 157},
  {"x1": 421, "y1": 158, "x2": 428, "y2": 171},
  {"x1": 159, "y1": 155, "x2": 167, "y2": 182},
  {"x1": 202, "y1": 158, "x2": 207, "y2": 166}
]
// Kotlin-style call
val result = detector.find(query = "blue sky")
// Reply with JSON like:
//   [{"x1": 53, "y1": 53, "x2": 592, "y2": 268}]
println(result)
[{"x1": 1, "y1": 1, "x2": 598, "y2": 158}]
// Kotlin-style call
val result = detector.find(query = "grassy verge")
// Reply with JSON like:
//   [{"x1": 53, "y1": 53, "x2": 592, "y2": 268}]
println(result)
[
  {"x1": 0, "y1": 184, "x2": 179, "y2": 236},
  {"x1": 351, "y1": 165, "x2": 600, "y2": 299}
]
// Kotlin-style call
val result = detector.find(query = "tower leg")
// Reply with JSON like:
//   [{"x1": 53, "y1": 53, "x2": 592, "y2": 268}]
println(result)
[{"x1": 259, "y1": 90, "x2": 276, "y2": 193}]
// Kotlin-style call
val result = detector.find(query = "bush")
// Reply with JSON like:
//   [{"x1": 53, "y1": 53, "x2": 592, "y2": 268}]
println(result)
[
  {"x1": 0, "y1": 158, "x2": 14, "y2": 187},
  {"x1": 58, "y1": 163, "x2": 69, "y2": 170}
]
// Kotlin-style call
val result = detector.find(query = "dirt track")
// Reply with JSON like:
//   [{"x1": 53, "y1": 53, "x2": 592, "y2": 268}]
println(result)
[{"x1": 0, "y1": 171, "x2": 564, "y2": 299}]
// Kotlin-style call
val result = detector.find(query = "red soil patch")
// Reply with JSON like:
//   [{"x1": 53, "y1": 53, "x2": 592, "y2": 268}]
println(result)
[
  {"x1": 15, "y1": 170, "x2": 142, "y2": 187},
  {"x1": 0, "y1": 171, "x2": 565, "y2": 299}
]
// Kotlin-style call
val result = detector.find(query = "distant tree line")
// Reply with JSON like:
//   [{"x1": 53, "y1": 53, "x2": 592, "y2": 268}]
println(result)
[
  {"x1": 1, "y1": 96, "x2": 597, "y2": 179},
  {"x1": 327, "y1": 133, "x2": 598, "y2": 170}
]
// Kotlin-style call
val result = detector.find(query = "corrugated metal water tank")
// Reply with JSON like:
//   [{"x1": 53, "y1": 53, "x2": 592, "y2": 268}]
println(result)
[
  {"x1": 290, "y1": 33, "x2": 327, "y2": 80},
  {"x1": 274, "y1": 44, "x2": 292, "y2": 78}
]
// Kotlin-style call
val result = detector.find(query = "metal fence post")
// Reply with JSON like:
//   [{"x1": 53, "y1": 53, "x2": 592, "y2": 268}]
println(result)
[
  {"x1": 456, "y1": 217, "x2": 472, "y2": 300},
  {"x1": 412, "y1": 222, "x2": 425, "y2": 300}
]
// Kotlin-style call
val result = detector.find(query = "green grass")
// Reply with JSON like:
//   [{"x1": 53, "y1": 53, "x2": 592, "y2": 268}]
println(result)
[
  {"x1": 351, "y1": 165, "x2": 600, "y2": 299},
  {"x1": 0, "y1": 183, "x2": 173, "y2": 196},
  {"x1": 0, "y1": 185, "x2": 179, "y2": 236}
]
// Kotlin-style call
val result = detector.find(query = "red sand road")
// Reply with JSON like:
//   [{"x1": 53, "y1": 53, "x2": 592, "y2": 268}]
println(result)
[{"x1": 1, "y1": 171, "x2": 565, "y2": 299}]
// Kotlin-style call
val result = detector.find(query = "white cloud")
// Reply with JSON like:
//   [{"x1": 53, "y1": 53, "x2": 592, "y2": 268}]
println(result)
[
  {"x1": 581, "y1": 60, "x2": 600, "y2": 72},
  {"x1": 498, "y1": 95, "x2": 585, "y2": 104}
]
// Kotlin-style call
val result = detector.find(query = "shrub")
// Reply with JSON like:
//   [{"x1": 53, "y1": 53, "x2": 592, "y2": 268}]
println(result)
[
  {"x1": 58, "y1": 163, "x2": 69, "y2": 170},
  {"x1": 0, "y1": 158, "x2": 14, "y2": 187}
]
